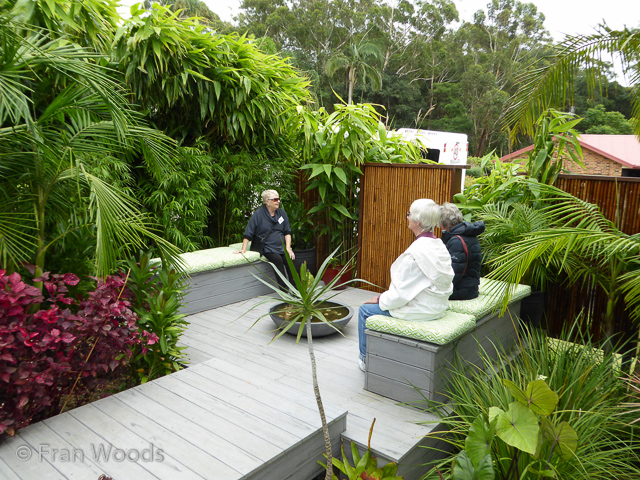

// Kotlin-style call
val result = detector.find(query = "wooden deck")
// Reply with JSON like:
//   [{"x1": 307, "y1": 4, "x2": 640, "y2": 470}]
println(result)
[{"x1": 0, "y1": 287, "x2": 444, "y2": 480}]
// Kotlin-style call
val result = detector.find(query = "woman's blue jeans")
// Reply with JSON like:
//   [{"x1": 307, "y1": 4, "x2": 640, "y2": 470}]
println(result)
[{"x1": 358, "y1": 303, "x2": 392, "y2": 362}]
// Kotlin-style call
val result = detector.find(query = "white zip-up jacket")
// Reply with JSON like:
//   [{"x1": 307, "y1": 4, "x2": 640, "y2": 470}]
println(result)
[{"x1": 378, "y1": 236, "x2": 454, "y2": 321}]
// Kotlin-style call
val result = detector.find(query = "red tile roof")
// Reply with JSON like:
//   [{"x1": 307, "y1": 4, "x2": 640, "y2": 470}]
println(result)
[{"x1": 501, "y1": 134, "x2": 640, "y2": 169}]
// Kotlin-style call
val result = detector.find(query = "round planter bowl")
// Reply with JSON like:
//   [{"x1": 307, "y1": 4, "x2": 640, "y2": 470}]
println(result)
[{"x1": 269, "y1": 301, "x2": 353, "y2": 338}]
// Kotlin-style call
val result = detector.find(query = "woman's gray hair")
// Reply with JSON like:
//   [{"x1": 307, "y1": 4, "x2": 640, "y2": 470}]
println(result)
[
  {"x1": 261, "y1": 189, "x2": 279, "y2": 203},
  {"x1": 409, "y1": 199, "x2": 441, "y2": 232},
  {"x1": 440, "y1": 202, "x2": 464, "y2": 230}
]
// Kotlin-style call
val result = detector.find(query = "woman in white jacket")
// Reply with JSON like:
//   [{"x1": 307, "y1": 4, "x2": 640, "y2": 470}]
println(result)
[{"x1": 357, "y1": 199, "x2": 454, "y2": 371}]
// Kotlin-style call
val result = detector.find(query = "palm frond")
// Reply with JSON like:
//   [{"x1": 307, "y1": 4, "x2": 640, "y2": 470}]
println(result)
[{"x1": 506, "y1": 26, "x2": 640, "y2": 139}]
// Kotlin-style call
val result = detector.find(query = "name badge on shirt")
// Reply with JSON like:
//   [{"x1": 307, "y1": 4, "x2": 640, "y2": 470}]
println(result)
[{"x1": 278, "y1": 216, "x2": 284, "y2": 224}]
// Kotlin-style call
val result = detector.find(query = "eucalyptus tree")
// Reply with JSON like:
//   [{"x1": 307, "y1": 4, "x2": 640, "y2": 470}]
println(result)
[
  {"x1": 0, "y1": 17, "x2": 180, "y2": 278},
  {"x1": 506, "y1": 25, "x2": 640, "y2": 139}
]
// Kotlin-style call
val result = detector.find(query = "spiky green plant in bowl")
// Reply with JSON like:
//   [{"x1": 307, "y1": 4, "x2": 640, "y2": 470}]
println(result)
[{"x1": 248, "y1": 247, "x2": 367, "y2": 480}]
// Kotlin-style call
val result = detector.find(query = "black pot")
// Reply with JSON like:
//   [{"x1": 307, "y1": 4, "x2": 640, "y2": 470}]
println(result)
[
  {"x1": 520, "y1": 289, "x2": 545, "y2": 328},
  {"x1": 292, "y1": 247, "x2": 317, "y2": 276}
]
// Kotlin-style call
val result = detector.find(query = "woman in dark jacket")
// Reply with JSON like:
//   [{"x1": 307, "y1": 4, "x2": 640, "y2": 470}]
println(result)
[
  {"x1": 440, "y1": 203, "x2": 485, "y2": 300},
  {"x1": 237, "y1": 189, "x2": 294, "y2": 288}
]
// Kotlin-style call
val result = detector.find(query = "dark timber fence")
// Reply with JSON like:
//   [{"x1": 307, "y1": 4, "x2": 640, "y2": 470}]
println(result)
[
  {"x1": 543, "y1": 174, "x2": 640, "y2": 340},
  {"x1": 357, "y1": 164, "x2": 464, "y2": 293}
]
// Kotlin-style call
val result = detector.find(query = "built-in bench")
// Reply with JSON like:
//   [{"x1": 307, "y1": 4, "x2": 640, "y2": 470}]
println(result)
[
  {"x1": 155, "y1": 243, "x2": 277, "y2": 315},
  {"x1": 364, "y1": 279, "x2": 531, "y2": 405}
]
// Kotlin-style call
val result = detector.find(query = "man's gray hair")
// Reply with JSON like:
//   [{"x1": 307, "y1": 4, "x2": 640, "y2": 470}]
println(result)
[
  {"x1": 261, "y1": 189, "x2": 279, "y2": 203},
  {"x1": 440, "y1": 202, "x2": 464, "y2": 231},
  {"x1": 409, "y1": 199, "x2": 441, "y2": 232}
]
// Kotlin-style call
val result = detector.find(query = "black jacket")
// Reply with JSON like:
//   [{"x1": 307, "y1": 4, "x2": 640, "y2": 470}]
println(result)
[
  {"x1": 442, "y1": 221, "x2": 485, "y2": 300},
  {"x1": 243, "y1": 205, "x2": 291, "y2": 254}
]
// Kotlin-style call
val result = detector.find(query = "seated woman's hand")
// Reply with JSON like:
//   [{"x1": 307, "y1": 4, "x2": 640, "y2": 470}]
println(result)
[{"x1": 364, "y1": 296, "x2": 380, "y2": 304}]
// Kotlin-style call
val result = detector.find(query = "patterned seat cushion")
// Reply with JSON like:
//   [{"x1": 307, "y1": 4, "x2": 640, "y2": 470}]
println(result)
[
  {"x1": 177, "y1": 247, "x2": 230, "y2": 274},
  {"x1": 222, "y1": 249, "x2": 261, "y2": 267},
  {"x1": 448, "y1": 278, "x2": 531, "y2": 318},
  {"x1": 151, "y1": 246, "x2": 262, "y2": 275},
  {"x1": 366, "y1": 311, "x2": 476, "y2": 345}
]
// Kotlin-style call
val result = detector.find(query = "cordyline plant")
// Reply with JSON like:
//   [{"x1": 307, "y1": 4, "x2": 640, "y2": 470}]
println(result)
[
  {"x1": 0, "y1": 269, "x2": 155, "y2": 436},
  {"x1": 246, "y1": 247, "x2": 368, "y2": 480}
]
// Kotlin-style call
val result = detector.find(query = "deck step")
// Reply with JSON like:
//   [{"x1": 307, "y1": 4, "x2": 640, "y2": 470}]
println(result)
[{"x1": 0, "y1": 360, "x2": 347, "y2": 480}]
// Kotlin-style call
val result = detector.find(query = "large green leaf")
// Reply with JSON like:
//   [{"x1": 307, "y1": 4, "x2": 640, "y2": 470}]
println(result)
[
  {"x1": 489, "y1": 402, "x2": 539, "y2": 454},
  {"x1": 541, "y1": 417, "x2": 578, "y2": 461},
  {"x1": 453, "y1": 450, "x2": 494, "y2": 480},
  {"x1": 503, "y1": 379, "x2": 558, "y2": 415},
  {"x1": 465, "y1": 416, "x2": 495, "y2": 466}
]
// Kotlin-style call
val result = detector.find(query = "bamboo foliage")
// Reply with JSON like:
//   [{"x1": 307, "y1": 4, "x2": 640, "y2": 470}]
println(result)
[{"x1": 113, "y1": 3, "x2": 311, "y2": 146}]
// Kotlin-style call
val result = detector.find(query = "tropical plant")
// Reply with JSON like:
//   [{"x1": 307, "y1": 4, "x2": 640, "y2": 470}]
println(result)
[
  {"x1": 525, "y1": 109, "x2": 584, "y2": 184},
  {"x1": 506, "y1": 24, "x2": 640, "y2": 140},
  {"x1": 485, "y1": 181, "x2": 640, "y2": 351},
  {"x1": 1, "y1": 0, "x2": 120, "y2": 51},
  {"x1": 0, "y1": 269, "x2": 141, "y2": 437},
  {"x1": 474, "y1": 203, "x2": 558, "y2": 289},
  {"x1": 451, "y1": 379, "x2": 577, "y2": 480},
  {"x1": 326, "y1": 39, "x2": 384, "y2": 105},
  {"x1": 320, "y1": 418, "x2": 403, "y2": 480},
  {"x1": 422, "y1": 325, "x2": 640, "y2": 479},
  {"x1": 0, "y1": 15, "x2": 180, "y2": 280},
  {"x1": 454, "y1": 151, "x2": 525, "y2": 210},
  {"x1": 124, "y1": 253, "x2": 189, "y2": 384},
  {"x1": 246, "y1": 247, "x2": 366, "y2": 480},
  {"x1": 295, "y1": 102, "x2": 422, "y2": 265},
  {"x1": 622, "y1": 373, "x2": 640, "y2": 425}
]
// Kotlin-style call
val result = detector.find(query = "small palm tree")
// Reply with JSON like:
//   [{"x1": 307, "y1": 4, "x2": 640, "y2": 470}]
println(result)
[
  {"x1": 0, "y1": 18, "x2": 180, "y2": 278},
  {"x1": 506, "y1": 25, "x2": 640, "y2": 139},
  {"x1": 486, "y1": 181, "x2": 640, "y2": 352},
  {"x1": 325, "y1": 40, "x2": 383, "y2": 105}
]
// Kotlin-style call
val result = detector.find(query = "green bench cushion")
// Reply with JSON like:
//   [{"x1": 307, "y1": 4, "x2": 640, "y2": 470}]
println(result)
[
  {"x1": 448, "y1": 278, "x2": 531, "y2": 318},
  {"x1": 366, "y1": 311, "x2": 476, "y2": 345},
  {"x1": 152, "y1": 246, "x2": 262, "y2": 275},
  {"x1": 365, "y1": 278, "x2": 531, "y2": 345}
]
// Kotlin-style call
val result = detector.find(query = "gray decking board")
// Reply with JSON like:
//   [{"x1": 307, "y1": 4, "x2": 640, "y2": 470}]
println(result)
[
  {"x1": 181, "y1": 288, "x2": 445, "y2": 479},
  {"x1": 1, "y1": 346, "x2": 348, "y2": 480}
]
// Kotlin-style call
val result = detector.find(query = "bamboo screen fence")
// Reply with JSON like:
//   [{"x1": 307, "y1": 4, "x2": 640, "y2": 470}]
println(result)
[
  {"x1": 543, "y1": 174, "x2": 640, "y2": 339},
  {"x1": 555, "y1": 174, "x2": 640, "y2": 235},
  {"x1": 356, "y1": 164, "x2": 464, "y2": 293}
]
